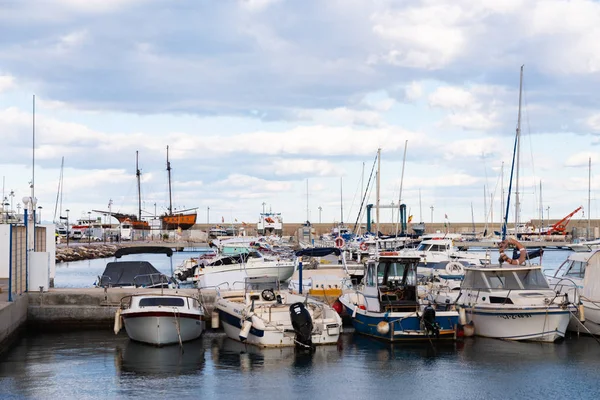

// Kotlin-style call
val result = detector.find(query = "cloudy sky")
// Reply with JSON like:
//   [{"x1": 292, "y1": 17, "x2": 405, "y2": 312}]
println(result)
[{"x1": 1, "y1": 0, "x2": 600, "y2": 228}]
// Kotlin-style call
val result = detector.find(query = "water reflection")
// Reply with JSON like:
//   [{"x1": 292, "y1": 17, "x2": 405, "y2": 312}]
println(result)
[
  {"x1": 211, "y1": 336, "x2": 344, "y2": 372},
  {"x1": 115, "y1": 338, "x2": 205, "y2": 376}
]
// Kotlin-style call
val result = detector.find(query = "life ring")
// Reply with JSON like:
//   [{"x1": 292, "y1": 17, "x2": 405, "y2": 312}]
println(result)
[
  {"x1": 498, "y1": 237, "x2": 526, "y2": 265},
  {"x1": 335, "y1": 237, "x2": 345, "y2": 249},
  {"x1": 445, "y1": 261, "x2": 465, "y2": 276},
  {"x1": 360, "y1": 242, "x2": 368, "y2": 251}
]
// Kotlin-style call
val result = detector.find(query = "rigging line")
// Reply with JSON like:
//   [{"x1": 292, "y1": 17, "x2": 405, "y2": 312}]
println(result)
[
  {"x1": 523, "y1": 74, "x2": 539, "y2": 218},
  {"x1": 345, "y1": 169, "x2": 363, "y2": 225},
  {"x1": 352, "y1": 153, "x2": 378, "y2": 234}
]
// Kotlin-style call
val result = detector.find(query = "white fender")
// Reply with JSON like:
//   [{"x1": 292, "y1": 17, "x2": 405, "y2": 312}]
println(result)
[
  {"x1": 376, "y1": 321, "x2": 390, "y2": 335},
  {"x1": 239, "y1": 320, "x2": 252, "y2": 341},
  {"x1": 211, "y1": 311, "x2": 220, "y2": 329},
  {"x1": 445, "y1": 262, "x2": 465, "y2": 276},
  {"x1": 578, "y1": 304, "x2": 586, "y2": 323},
  {"x1": 113, "y1": 309, "x2": 122, "y2": 335},
  {"x1": 458, "y1": 307, "x2": 467, "y2": 326}
]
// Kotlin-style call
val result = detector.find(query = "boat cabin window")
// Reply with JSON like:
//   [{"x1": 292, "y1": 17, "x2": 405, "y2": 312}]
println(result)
[
  {"x1": 565, "y1": 261, "x2": 587, "y2": 278},
  {"x1": 462, "y1": 269, "x2": 549, "y2": 290},
  {"x1": 139, "y1": 297, "x2": 185, "y2": 307},
  {"x1": 376, "y1": 261, "x2": 416, "y2": 287},
  {"x1": 366, "y1": 263, "x2": 375, "y2": 287}
]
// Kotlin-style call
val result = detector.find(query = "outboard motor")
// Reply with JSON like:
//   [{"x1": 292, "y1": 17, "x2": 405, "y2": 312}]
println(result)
[
  {"x1": 289, "y1": 302, "x2": 314, "y2": 351},
  {"x1": 422, "y1": 305, "x2": 440, "y2": 338}
]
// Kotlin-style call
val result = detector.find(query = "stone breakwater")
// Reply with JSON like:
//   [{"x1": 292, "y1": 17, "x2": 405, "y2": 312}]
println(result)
[{"x1": 56, "y1": 244, "x2": 122, "y2": 263}]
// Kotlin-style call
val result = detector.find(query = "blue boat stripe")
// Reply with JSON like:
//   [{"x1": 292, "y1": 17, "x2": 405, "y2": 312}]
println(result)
[{"x1": 218, "y1": 310, "x2": 265, "y2": 338}]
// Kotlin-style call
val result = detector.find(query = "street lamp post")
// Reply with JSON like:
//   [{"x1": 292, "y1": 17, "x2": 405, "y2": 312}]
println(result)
[
  {"x1": 318, "y1": 206, "x2": 322, "y2": 224},
  {"x1": 430, "y1": 205, "x2": 434, "y2": 224},
  {"x1": 546, "y1": 206, "x2": 550, "y2": 223},
  {"x1": 38, "y1": 206, "x2": 42, "y2": 224},
  {"x1": 88, "y1": 211, "x2": 91, "y2": 243}
]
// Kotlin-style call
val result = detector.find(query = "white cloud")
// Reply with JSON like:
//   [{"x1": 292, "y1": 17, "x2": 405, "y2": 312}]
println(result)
[
  {"x1": 294, "y1": 107, "x2": 384, "y2": 127},
  {"x1": 270, "y1": 159, "x2": 341, "y2": 177},
  {"x1": 239, "y1": 0, "x2": 281, "y2": 12},
  {"x1": 564, "y1": 152, "x2": 597, "y2": 168},
  {"x1": 58, "y1": 30, "x2": 88, "y2": 49},
  {"x1": 586, "y1": 113, "x2": 600, "y2": 132},
  {"x1": 0, "y1": 75, "x2": 15, "y2": 93},
  {"x1": 429, "y1": 86, "x2": 474, "y2": 109},
  {"x1": 442, "y1": 111, "x2": 499, "y2": 131}
]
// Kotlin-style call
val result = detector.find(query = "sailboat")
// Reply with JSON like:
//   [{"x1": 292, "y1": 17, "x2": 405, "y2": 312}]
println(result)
[
  {"x1": 92, "y1": 151, "x2": 150, "y2": 231},
  {"x1": 160, "y1": 146, "x2": 197, "y2": 231}
]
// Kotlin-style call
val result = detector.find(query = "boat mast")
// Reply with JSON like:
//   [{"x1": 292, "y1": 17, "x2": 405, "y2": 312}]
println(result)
[
  {"x1": 53, "y1": 157, "x2": 64, "y2": 223},
  {"x1": 376, "y1": 148, "x2": 381, "y2": 236},
  {"x1": 588, "y1": 157, "x2": 592, "y2": 239},
  {"x1": 419, "y1": 188, "x2": 423, "y2": 223},
  {"x1": 539, "y1": 180, "x2": 543, "y2": 234},
  {"x1": 395, "y1": 140, "x2": 408, "y2": 236},
  {"x1": 136, "y1": 151, "x2": 142, "y2": 222},
  {"x1": 515, "y1": 65, "x2": 523, "y2": 233},
  {"x1": 340, "y1": 176, "x2": 343, "y2": 225},
  {"x1": 167, "y1": 146, "x2": 173, "y2": 215}
]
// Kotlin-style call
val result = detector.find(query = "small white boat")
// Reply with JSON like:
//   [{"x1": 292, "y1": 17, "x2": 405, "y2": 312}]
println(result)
[
  {"x1": 192, "y1": 250, "x2": 295, "y2": 287},
  {"x1": 116, "y1": 294, "x2": 205, "y2": 346},
  {"x1": 215, "y1": 277, "x2": 342, "y2": 349},
  {"x1": 448, "y1": 263, "x2": 575, "y2": 342}
]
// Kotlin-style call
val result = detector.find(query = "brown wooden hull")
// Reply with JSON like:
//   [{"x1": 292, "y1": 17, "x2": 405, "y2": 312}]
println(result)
[{"x1": 161, "y1": 213, "x2": 197, "y2": 230}]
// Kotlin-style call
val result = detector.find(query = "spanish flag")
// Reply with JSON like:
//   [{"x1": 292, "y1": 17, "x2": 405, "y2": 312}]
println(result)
[{"x1": 408, "y1": 215, "x2": 413, "y2": 223}]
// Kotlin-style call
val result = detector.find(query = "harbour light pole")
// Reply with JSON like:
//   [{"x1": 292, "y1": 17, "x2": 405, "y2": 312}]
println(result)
[
  {"x1": 318, "y1": 206, "x2": 322, "y2": 224},
  {"x1": 430, "y1": 205, "x2": 434, "y2": 224},
  {"x1": 88, "y1": 211, "x2": 91, "y2": 243},
  {"x1": 66, "y1": 209, "x2": 70, "y2": 247},
  {"x1": 546, "y1": 206, "x2": 550, "y2": 223}
]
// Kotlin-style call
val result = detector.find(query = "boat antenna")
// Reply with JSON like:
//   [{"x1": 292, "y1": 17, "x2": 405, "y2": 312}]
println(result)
[{"x1": 167, "y1": 146, "x2": 173, "y2": 215}]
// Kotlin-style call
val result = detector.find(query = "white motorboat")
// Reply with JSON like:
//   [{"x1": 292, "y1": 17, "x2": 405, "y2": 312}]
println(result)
[
  {"x1": 546, "y1": 250, "x2": 599, "y2": 335},
  {"x1": 446, "y1": 264, "x2": 574, "y2": 342},
  {"x1": 215, "y1": 277, "x2": 342, "y2": 349},
  {"x1": 115, "y1": 293, "x2": 205, "y2": 346},
  {"x1": 192, "y1": 250, "x2": 295, "y2": 288}
]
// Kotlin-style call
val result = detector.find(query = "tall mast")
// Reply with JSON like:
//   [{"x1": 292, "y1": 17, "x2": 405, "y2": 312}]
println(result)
[
  {"x1": 515, "y1": 65, "x2": 524, "y2": 232},
  {"x1": 136, "y1": 151, "x2": 142, "y2": 221},
  {"x1": 340, "y1": 176, "x2": 343, "y2": 225},
  {"x1": 539, "y1": 180, "x2": 543, "y2": 234},
  {"x1": 500, "y1": 161, "x2": 504, "y2": 233},
  {"x1": 167, "y1": 146, "x2": 173, "y2": 215},
  {"x1": 396, "y1": 140, "x2": 408, "y2": 236},
  {"x1": 53, "y1": 157, "x2": 64, "y2": 223},
  {"x1": 32, "y1": 94, "x2": 35, "y2": 203},
  {"x1": 306, "y1": 178, "x2": 309, "y2": 223},
  {"x1": 376, "y1": 148, "x2": 381, "y2": 236},
  {"x1": 419, "y1": 188, "x2": 423, "y2": 223},
  {"x1": 588, "y1": 157, "x2": 592, "y2": 239}
]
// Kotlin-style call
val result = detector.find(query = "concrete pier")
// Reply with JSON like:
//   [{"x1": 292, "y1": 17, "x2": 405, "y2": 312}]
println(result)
[
  {"x1": 27, "y1": 287, "x2": 218, "y2": 330},
  {"x1": 0, "y1": 279, "x2": 28, "y2": 353}
]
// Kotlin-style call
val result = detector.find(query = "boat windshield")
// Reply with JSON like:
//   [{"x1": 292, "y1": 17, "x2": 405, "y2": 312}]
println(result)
[
  {"x1": 463, "y1": 268, "x2": 549, "y2": 290},
  {"x1": 139, "y1": 297, "x2": 185, "y2": 307},
  {"x1": 416, "y1": 243, "x2": 448, "y2": 252},
  {"x1": 564, "y1": 260, "x2": 587, "y2": 278},
  {"x1": 377, "y1": 261, "x2": 416, "y2": 287}
]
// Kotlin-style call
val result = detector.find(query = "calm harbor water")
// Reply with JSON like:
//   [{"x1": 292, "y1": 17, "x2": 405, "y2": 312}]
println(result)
[{"x1": 1, "y1": 248, "x2": 596, "y2": 399}]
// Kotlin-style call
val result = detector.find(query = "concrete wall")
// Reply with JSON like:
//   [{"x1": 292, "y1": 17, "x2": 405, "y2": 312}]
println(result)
[
  {"x1": 0, "y1": 225, "x2": 10, "y2": 279},
  {"x1": 0, "y1": 295, "x2": 28, "y2": 353},
  {"x1": 40, "y1": 224, "x2": 56, "y2": 283}
]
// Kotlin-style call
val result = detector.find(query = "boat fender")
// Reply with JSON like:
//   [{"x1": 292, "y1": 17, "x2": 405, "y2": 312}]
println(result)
[
  {"x1": 211, "y1": 311, "x2": 220, "y2": 329},
  {"x1": 113, "y1": 309, "x2": 122, "y2": 335},
  {"x1": 458, "y1": 307, "x2": 467, "y2": 326},
  {"x1": 578, "y1": 304, "x2": 586, "y2": 323},
  {"x1": 239, "y1": 319, "x2": 253, "y2": 341},
  {"x1": 445, "y1": 262, "x2": 465, "y2": 276},
  {"x1": 463, "y1": 321, "x2": 475, "y2": 337},
  {"x1": 360, "y1": 242, "x2": 368, "y2": 251},
  {"x1": 376, "y1": 321, "x2": 390, "y2": 335},
  {"x1": 251, "y1": 315, "x2": 266, "y2": 331}
]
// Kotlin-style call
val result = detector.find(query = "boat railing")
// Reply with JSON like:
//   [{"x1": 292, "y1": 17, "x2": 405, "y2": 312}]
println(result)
[{"x1": 551, "y1": 277, "x2": 582, "y2": 304}]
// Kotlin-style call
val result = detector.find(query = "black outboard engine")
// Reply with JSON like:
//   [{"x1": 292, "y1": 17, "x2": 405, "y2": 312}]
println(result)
[
  {"x1": 289, "y1": 302, "x2": 314, "y2": 351},
  {"x1": 422, "y1": 305, "x2": 440, "y2": 338}
]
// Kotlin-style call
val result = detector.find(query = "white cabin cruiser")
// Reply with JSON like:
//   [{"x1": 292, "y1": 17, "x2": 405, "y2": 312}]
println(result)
[
  {"x1": 115, "y1": 293, "x2": 205, "y2": 346},
  {"x1": 445, "y1": 264, "x2": 574, "y2": 342},
  {"x1": 215, "y1": 277, "x2": 342, "y2": 349},
  {"x1": 546, "y1": 250, "x2": 599, "y2": 335},
  {"x1": 191, "y1": 250, "x2": 295, "y2": 288}
]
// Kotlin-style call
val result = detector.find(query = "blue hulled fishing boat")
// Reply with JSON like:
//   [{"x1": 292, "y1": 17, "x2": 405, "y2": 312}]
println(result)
[{"x1": 338, "y1": 253, "x2": 458, "y2": 341}]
